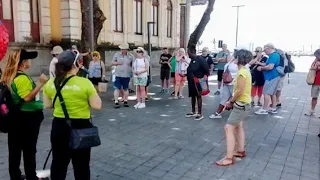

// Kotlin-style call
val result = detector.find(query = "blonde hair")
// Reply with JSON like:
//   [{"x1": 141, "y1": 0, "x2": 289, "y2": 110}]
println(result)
[
  {"x1": 92, "y1": 51, "x2": 101, "y2": 60},
  {"x1": 0, "y1": 50, "x2": 21, "y2": 92}
]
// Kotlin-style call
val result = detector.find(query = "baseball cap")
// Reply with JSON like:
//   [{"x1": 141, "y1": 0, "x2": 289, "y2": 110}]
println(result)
[
  {"x1": 19, "y1": 49, "x2": 38, "y2": 63},
  {"x1": 57, "y1": 50, "x2": 81, "y2": 67}
]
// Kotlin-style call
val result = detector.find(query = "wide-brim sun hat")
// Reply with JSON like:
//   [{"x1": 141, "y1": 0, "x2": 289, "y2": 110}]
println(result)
[
  {"x1": 118, "y1": 43, "x2": 130, "y2": 50},
  {"x1": 134, "y1": 47, "x2": 145, "y2": 53},
  {"x1": 51, "y1": 45, "x2": 63, "y2": 55}
]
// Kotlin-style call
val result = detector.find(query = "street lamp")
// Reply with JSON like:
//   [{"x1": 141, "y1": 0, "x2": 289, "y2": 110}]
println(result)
[
  {"x1": 147, "y1": 22, "x2": 155, "y2": 56},
  {"x1": 232, "y1": 5, "x2": 245, "y2": 47}
]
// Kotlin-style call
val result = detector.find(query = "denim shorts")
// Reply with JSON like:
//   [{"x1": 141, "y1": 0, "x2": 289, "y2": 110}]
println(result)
[{"x1": 114, "y1": 77, "x2": 130, "y2": 90}]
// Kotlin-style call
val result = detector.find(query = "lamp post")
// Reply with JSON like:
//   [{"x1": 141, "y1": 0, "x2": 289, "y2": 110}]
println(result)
[
  {"x1": 232, "y1": 5, "x2": 245, "y2": 47},
  {"x1": 88, "y1": 0, "x2": 94, "y2": 51}
]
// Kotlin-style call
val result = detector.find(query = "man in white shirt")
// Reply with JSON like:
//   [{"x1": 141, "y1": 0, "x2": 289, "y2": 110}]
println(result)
[{"x1": 49, "y1": 46, "x2": 63, "y2": 78}]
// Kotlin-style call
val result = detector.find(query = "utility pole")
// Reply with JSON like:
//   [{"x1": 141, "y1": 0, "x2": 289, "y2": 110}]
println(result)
[
  {"x1": 232, "y1": 5, "x2": 245, "y2": 47},
  {"x1": 88, "y1": 0, "x2": 94, "y2": 51}
]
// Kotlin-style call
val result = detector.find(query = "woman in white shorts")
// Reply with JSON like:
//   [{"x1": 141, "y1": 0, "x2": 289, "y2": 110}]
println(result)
[
  {"x1": 132, "y1": 47, "x2": 149, "y2": 109},
  {"x1": 209, "y1": 55, "x2": 238, "y2": 119}
]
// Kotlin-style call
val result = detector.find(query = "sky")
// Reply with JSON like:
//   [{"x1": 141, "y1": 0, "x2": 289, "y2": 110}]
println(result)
[{"x1": 190, "y1": 0, "x2": 320, "y2": 51}]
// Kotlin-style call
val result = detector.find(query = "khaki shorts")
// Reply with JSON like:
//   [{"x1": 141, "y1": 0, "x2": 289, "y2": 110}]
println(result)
[
  {"x1": 277, "y1": 76, "x2": 285, "y2": 91},
  {"x1": 227, "y1": 103, "x2": 251, "y2": 125},
  {"x1": 311, "y1": 85, "x2": 320, "y2": 98}
]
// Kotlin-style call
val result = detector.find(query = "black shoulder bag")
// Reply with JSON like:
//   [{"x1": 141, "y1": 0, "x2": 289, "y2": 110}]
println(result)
[{"x1": 53, "y1": 75, "x2": 101, "y2": 149}]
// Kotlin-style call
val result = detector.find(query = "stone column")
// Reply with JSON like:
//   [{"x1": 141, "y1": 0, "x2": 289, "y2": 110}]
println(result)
[
  {"x1": 60, "y1": 0, "x2": 81, "y2": 40},
  {"x1": 14, "y1": 0, "x2": 31, "y2": 42},
  {"x1": 39, "y1": 0, "x2": 51, "y2": 43}
]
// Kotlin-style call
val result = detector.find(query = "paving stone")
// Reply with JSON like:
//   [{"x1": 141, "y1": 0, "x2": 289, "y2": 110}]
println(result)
[
  {"x1": 134, "y1": 165, "x2": 153, "y2": 174},
  {"x1": 147, "y1": 168, "x2": 167, "y2": 178}
]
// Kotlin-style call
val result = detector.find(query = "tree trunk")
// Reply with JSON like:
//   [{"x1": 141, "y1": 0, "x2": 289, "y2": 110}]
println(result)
[
  {"x1": 187, "y1": 0, "x2": 215, "y2": 53},
  {"x1": 80, "y1": 0, "x2": 106, "y2": 53}
]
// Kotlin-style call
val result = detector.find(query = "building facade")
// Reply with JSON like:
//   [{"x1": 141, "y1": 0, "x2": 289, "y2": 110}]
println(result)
[{"x1": 0, "y1": 0, "x2": 183, "y2": 48}]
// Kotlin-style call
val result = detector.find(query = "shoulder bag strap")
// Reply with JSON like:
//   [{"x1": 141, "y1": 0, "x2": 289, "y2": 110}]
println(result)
[{"x1": 52, "y1": 76, "x2": 75, "y2": 121}]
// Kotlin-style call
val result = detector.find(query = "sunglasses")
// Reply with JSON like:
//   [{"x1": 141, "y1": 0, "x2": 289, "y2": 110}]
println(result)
[
  {"x1": 72, "y1": 50, "x2": 80, "y2": 66},
  {"x1": 136, "y1": 51, "x2": 143, "y2": 53}
]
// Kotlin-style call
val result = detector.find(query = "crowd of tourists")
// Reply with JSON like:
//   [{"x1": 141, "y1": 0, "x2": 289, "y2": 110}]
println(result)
[{"x1": 0, "y1": 42, "x2": 319, "y2": 179}]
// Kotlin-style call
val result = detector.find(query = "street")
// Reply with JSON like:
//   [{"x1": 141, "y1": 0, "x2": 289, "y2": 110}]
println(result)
[{"x1": 0, "y1": 56, "x2": 319, "y2": 180}]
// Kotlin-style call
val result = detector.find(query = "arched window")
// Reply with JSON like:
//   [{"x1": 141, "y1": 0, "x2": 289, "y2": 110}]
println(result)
[
  {"x1": 0, "y1": 0, "x2": 14, "y2": 41},
  {"x1": 133, "y1": 0, "x2": 142, "y2": 34},
  {"x1": 30, "y1": 0, "x2": 40, "y2": 42},
  {"x1": 166, "y1": 0, "x2": 172, "y2": 37},
  {"x1": 111, "y1": 0, "x2": 123, "y2": 32},
  {"x1": 151, "y1": 0, "x2": 159, "y2": 36}
]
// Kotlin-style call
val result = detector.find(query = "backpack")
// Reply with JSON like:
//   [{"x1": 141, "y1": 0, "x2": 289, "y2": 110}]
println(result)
[
  {"x1": 275, "y1": 52, "x2": 285, "y2": 76},
  {"x1": 285, "y1": 53, "x2": 295, "y2": 73},
  {"x1": 0, "y1": 74, "x2": 25, "y2": 133}
]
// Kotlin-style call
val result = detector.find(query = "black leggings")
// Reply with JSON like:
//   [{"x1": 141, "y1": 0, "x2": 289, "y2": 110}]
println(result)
[
  {"x1": 8, "y1": 110, "x2": 43, "y2": 180},
  {"x1": 50, "y1": 118, "x2": 91, "y2": 180},
  {"x1": 191, "y1": 96, "x2": 203, "y2": 115}
]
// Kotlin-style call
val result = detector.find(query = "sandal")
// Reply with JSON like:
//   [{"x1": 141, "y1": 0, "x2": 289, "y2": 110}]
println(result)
[
  {"x1": 215, "y1": 157, "x2": 234, "y2": 166},
  {"x1": 234, "y1": 151, "x2": 246, "y2": 158}
]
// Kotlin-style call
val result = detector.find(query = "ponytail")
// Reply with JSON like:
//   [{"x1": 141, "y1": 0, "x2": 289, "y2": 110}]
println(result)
[{"x1": 54, "y1": 62, "x2": 71, "y2": 88}]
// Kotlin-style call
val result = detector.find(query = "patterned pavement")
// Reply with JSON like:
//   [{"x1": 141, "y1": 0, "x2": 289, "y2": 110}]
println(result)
[{"x1": 0, "y1": 57, "x2": 318, "y2": 180}]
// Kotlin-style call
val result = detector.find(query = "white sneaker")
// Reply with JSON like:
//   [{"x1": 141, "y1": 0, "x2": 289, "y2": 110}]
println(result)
[
  {"x1": 209, "y1": 113, "x2": 222, "y2": 119},
  {"x1": 255, "y1": 109, "x2": 268, "y2": 115},
  {"x1": 137, "y1": 103, "x2": 146, "y2": 109},
  {"x1": 268, "y1": 108, "x2": 278, "y2": 114},
  {"x1": 305, "y1": 110, "x2": 314, "y2": 116},
  {"x1": 134, "y1": 102, "x2": 141, "y2": 109}
]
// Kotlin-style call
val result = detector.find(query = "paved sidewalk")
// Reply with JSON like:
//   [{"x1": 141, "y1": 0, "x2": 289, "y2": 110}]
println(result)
[{"x1": 0, "y1": 58, "x2": 319, "y2": 180}]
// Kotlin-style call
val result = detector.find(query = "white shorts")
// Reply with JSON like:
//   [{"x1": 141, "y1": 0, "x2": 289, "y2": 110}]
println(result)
[{"x1": 220, "y1": 85, "x2": 233, "y2": 105}]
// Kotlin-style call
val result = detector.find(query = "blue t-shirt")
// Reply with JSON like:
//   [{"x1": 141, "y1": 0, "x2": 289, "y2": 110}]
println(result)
[{"x1": 263, "y1": 52, "x2": 280, "y2": 80}]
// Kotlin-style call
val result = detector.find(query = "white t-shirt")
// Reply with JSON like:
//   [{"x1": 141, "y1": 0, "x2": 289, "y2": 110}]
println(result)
[
  {"x1": 133, "y1": 58, "x2": 148, "y2": 77},
  {"x1": 49, "y1": 57, "x2": 58, "y2": 78},
  {"x1": 223, "y1": 61, "x2": 238, "y2": 85}
]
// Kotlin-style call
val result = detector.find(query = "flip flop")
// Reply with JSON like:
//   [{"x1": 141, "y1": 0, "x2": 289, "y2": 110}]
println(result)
[{"x1": 215, "y1": 157, "x2": 234, "y2": 166}]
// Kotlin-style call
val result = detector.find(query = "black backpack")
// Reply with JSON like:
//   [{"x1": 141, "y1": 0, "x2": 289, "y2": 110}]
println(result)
[
  {"x1": 0, "y1": 74, "x2": 25, "y2": 133},
  {"x1": 285, "y1": 53, "x2": 295, "y2": 73}
]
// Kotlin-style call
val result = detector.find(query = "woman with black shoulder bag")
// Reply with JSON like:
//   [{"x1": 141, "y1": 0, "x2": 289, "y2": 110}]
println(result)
[{"x1": 43, "y1": 50, "x2": 102, "y2": 180}]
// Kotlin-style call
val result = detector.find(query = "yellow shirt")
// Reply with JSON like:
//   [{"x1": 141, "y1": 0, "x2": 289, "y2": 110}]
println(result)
[
  {"x1": 43, "y1": 76, "x2": 97, "y2": 119},
  {"x1": 233, "y1": 67, "x2": 252, "y2": 104}
]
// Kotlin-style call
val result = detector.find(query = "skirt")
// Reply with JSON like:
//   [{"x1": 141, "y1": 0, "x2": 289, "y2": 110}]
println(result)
[{"x1": 134, "y1": 76, "x2": 148, "y2": 86}]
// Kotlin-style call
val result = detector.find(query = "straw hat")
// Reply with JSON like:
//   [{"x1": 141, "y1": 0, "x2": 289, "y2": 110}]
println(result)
[
  {"x1": 118, "y1": 43, "x2": 130, "y2": 50},
  {"x1": 51, "y1": 46, "x2": 63, "y2": 55}
]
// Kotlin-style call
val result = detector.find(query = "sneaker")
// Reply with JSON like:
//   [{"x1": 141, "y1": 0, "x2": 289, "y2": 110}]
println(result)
[
  {"x1": 251, "y1": 102, "x2": 255, "y2": 107},
  {"x1": 159, "y1": 89, "x2": 164, "y2": 93},
  {"x1": 179, "y1": 95, "x2": 184, "y2": 99},
  {"x1": 137, "y1": 103, "x2": 146, "y2": 109},
  {"x1": 186, "y1": 113, "x2": 197, "y2": 118},
  {"x1": 134, "y1": 102, "x2": 141, "y2": 109},
  {"x1": 194, "y1": 115, "x2": 204, "y2": 121},
  {"x1": 114, "y1": 102, "x2": 120, "y2": 108},
  {"x1": 268, "y1": 108, "x2": 278, "y2": 114},
  {"x1": 209, "y1": 113, "x2": 222, "y2": 119},
  {"x1": 173, "y1": 96, "x2": 179, "y2": 100},
  {"x1": 305, "y1": 110, "x2": 315, "y2": 116},
  {"x1": 257, "y1": 102, "x2": 262, "y2": 106},
  {"x1": 214, "y1": 91, "x2": 220, "y2": 95},
  {"x1": 171, "y1": 91, "x2": 175, "y2": 96},
  {"x1": 255, "y1": 109, "x2": 268, "y2": 115},
  {"x1": 165, "y1": 89, "x2": 170, "y2": 94},
  {"x1": 123, "y1": 101, "x2": 129, "y2": 107},
  {"x1": 129, "y1": 89, "x2": 135, "y2": 93}
]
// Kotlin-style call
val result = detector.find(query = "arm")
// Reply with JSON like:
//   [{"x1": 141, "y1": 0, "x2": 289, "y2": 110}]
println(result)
[
  {"x1": 15, "y1": 76, "x2": 46, "y2": 102},
  {"x1": 111, "y1": 54, "x2": 122, "y2": 66},
  {"x1": 87, "y1": 80, "x2": 102, "y2": 109},
  {"x1": 229, "y1": 75, "x2": 246, "y2": 103},
  {"x1": 43, "y1": 94, "x2": 52, "y2": 109},
  {"x1": 101, "y1": 61, "x2": 106, "y2": 77},
  {"x1": 261, "y1": 63, "x2": 275, "y2": 71},
  {"x1": 82, "y1": 52, "x2": 90, "y2": 56}
]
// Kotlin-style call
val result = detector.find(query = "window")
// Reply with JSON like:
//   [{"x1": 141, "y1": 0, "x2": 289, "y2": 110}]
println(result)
[
  {"x1": 151, "y1": 0, "x2": 159, "y2": 36},
  {"x1": 166, "y1": 0, "x2": 172, "y2": 37},
  {"x1": 30, "y1": 0, "x2": 40, "y2": 42},
  {"x1": 133, "y1": 0, "x2": 142, "y2": 34},
  {"x1": 111, "y1": 0, "x2": 123, "y2": 32}
]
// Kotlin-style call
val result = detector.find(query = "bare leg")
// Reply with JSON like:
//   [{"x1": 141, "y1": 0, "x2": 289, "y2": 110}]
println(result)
[
  {"x1": 271, "y1": 95, "x2": 277, "y2": 109},
  {"x1": 174, "y1": 83, "x2": 180, "y2": 97},
  {"x1": 276, "y1": 90, "x2": 281, "y2": 104},
  {"x1": 178, "y1": 84, "x2": 185, "y2": 97},
  {"x1": 140, "y1": 86, "x2": 146, "y2": 103},
  {"x1": 123, "y1": 89, "x2": 129, "y2": 101},
  {"x1": 136, "y1": 86, "x2": 140, "y2": 103},
  {"x1": 216, "y1": 104, "x2": 225, "y2": 114},
  {"x1": 225, "y1": 124, "x2": 236, "y2": 158},
  {"x1": 263, "y1": 95, "x2": 271, "y2": 110},
  {"x1": 235, "y1": 122, "x2": 245, "y2": 152},
  {"x1": 311, "y1": 98, "x2": 318, "y2": 111}
]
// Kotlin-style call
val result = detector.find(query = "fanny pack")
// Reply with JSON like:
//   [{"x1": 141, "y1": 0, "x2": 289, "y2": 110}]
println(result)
[{"x1": 53, "y1": 76, "x2": 101, "y2": 149}]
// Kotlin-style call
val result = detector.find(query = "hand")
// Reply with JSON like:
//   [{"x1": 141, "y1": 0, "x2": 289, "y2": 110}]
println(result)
[
  {"x1": 225, "y1": 101, "x2": 233, "y2": 110},
  {"x1": 39, "y1": 73, "x2": 48, "y2": 84},
  {"x1": 257, "y1": 66, "x2": 263, "y2": 71},
  {"x1": 134, "y1": 71, "x2": 139, "y2": 75}
]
